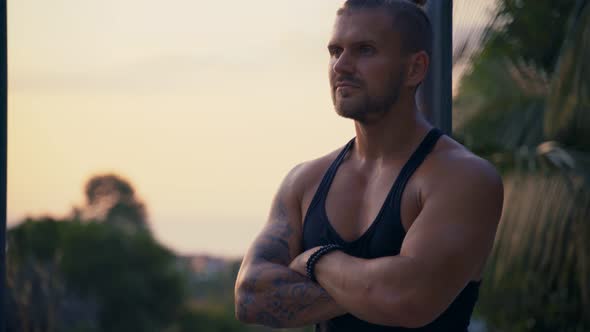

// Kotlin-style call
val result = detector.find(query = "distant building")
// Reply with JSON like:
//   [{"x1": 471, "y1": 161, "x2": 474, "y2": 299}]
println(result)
[{"x1": 177, "y1": 254, "x2": 233, "y2": 280}]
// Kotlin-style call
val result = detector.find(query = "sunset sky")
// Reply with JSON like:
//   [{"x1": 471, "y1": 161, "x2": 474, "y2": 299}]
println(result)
[{"x1": 7, "y1": 0, "x2": 495, "y2": 257}]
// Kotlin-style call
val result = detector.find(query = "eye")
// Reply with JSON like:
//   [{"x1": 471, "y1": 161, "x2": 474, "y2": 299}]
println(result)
[
  {"x1": 358, "y1": 45, "x2": 376, "y2": 56},
  {"x1": 328, "y1": 46, "x2": 343, "y2": 58}
]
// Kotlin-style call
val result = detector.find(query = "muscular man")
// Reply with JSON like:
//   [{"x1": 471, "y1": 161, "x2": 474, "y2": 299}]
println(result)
[{"x1": 234, "y1": 0, "x2": 503, "y2": 330}]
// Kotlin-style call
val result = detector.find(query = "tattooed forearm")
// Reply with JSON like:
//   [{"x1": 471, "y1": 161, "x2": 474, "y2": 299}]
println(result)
[
  {"x1": 236, "y1": 196, "x2": 345, "y2": 327},
  {"x1": 237, "y1": 262, "x2": 337, "y2": 328}
]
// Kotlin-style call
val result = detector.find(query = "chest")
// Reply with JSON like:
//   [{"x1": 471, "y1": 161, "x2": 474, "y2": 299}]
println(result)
[{"x1": 323, "y1": 163, "x2": 422, "y2": 243}]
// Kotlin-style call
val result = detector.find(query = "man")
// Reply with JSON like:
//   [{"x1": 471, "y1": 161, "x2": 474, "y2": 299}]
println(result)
[{"x1": 234, "y1": 0, "x2": 503, "y2": 331}]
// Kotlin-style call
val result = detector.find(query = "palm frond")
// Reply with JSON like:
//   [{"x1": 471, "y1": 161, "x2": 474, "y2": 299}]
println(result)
[
  {"x1": 454, "y1": 58, "x2": 547, "y2": 172},
  {"x1": 545, "y1": 2, "x2": 590, "y2": 150},
  {"x1": 453, "y1": 1, "x2": 590, "y2": 331},
  {"x1": 480, "y1": 172, "x2": 590, "y2": 330}
]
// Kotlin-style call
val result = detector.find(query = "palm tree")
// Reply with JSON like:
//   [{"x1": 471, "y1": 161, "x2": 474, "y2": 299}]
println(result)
[{"x1": 453, "y1": 1, "x2": 589, "y2": 331}]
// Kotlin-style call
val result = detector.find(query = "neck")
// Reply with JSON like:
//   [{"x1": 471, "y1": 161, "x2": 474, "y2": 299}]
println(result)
[{"x1": 352, "y1": 95, "x2": 432, "y2": 162}]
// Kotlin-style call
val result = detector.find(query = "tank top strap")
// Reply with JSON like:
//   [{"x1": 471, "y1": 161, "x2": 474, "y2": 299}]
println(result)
[
  {"x1": 389, "y1": 128, "x2": 444, "y2": 211},
  {"x1": 305, "y1": 137, "x2": 356, "y2": 214}
]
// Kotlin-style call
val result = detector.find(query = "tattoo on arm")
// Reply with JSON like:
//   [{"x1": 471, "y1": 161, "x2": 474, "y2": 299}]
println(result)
[
  {"x1": 239, "y1": 264, "x2": 334, "y2": 327},
  {"x1": 252, "y1": 199, "x2": 292, "y2": 265},
  {"x1": 238, "y1": 197, "x2": 338, "y2": 327}
]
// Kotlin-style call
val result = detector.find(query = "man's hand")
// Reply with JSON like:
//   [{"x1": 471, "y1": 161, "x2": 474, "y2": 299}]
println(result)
[{"x1": 289, "y1": 246, "x2": 323, "y2": 276}]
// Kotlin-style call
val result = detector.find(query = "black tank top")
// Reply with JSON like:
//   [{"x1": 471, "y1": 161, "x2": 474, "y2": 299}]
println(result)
[{"x1": 302, "y1": 128, "x2": 481, "y2": 332}]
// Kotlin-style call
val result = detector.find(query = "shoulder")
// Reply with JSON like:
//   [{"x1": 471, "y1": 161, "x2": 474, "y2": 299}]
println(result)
[
  {"x1": 281, "y1": 141, "x2": 352, "y2": 202},
  {"x1": 419, "y1": 135, "x2": 504, "y2": 211},
  {"x1": 425, "y1": 134, "x2": 503, "y2": 188}
]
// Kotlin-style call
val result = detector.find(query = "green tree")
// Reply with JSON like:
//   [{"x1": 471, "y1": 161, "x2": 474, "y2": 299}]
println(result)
[
  {"x1": 476, "y1": 0, "x2": 577, "y2": 73},
  {"x1": 6, "y1": 218, "x2": 80, "y2": 332},
  {"x1": 454, "y1": 1, "x2": 590, "y2": 331},
  {"x1": 6, "y1": 218, "x2": 186, "y2": 332},
  {"x1": 61, "y1": 221, "x2": 186, "y2": 332},
  {"x1": 78, "y1": 173, "x2": 150, "y2": 234}
]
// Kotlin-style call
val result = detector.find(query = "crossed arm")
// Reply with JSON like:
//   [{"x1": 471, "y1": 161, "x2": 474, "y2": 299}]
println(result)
[
  {"x1": 235, "y1": 158, "x2": 503, "y2": 328},
  {"x1": 234, "y1": 165, "x2": 346, "y2": 328}
]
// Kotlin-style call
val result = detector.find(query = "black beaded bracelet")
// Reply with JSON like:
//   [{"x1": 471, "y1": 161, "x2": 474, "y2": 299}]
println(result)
[{"x1": 306, "y1": 244, "x2": 343, "y2": 282}]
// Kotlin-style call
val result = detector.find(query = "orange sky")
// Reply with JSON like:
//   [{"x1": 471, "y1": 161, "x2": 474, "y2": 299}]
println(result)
[{"x1": 7, "y1": 0, "x2": 495, "y2": 257}]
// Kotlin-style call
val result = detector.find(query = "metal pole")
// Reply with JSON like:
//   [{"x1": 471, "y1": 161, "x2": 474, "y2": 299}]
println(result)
[
  {"x1": 418, "y1": 0, "x2": 453, "y2": 135},
  {"x1": 0, "y1": 0, "x2": 6, "y2": 329}
]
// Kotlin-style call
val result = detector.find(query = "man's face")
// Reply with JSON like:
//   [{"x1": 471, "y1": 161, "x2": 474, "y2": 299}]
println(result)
[{"x1": 328, "y1": 9, "x2": 407, "y2": 123}]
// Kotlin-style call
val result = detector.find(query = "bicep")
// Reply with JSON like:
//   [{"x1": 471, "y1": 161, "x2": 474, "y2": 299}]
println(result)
[
  {"x1": 399, "y1": 160, "x2": 503, "y2": 305},
  {"x1": 242, "y1": 166, "x2": 304, "y2": 267}
]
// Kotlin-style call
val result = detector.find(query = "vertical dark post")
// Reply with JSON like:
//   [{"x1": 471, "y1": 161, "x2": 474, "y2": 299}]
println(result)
[
  {"x1": 0, "y1": 0, "x2": 6, "y2": 330},
  {"x1": 418, "y1": 0, "x2": 453, "y2": 135}
]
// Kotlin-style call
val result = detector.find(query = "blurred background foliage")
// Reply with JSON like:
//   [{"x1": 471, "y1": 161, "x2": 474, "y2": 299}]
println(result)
[
  {"x1": 5, "y1": 0, "x2": 589, "y2": 331},
  {"x1": 5, "y1": 174, "x2": 312, "y2": 332},
  {"x1": 454, "y1": 0, "x2": 589, "y2": 331}
]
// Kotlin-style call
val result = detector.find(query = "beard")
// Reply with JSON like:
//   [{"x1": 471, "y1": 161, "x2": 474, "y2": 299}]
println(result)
[{"x1": 332, "y1": 69, "x2": 404, "y2": 124}]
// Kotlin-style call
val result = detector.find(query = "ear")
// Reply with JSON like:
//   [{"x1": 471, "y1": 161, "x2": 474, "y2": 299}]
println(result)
[{"x1": 404, "y1": 51, "x2": 429, "y2": 88}]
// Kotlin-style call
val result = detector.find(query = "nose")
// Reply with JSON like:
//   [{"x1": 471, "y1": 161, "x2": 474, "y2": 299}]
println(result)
[{"x1": 332, "y1": 50, "x2": 355, "y2": 76}]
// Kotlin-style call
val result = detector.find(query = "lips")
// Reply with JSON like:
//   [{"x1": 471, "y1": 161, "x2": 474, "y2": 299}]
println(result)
[{"x1": 335, "y1": 81, "x2": 360, "y2": 88}]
